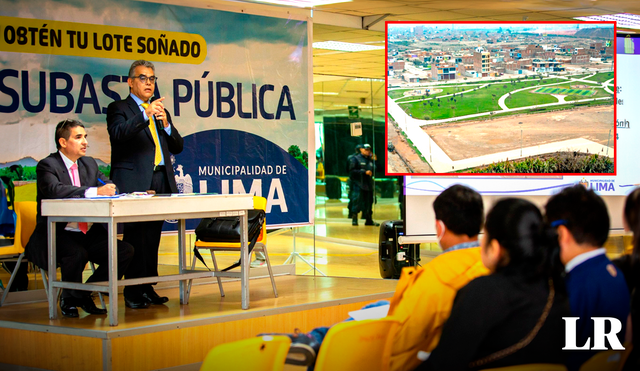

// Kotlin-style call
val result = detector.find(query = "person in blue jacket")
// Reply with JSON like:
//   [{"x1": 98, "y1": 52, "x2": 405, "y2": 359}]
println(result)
[{"x1": 545, "y1": 185, "x2": 630, "y2": 371}]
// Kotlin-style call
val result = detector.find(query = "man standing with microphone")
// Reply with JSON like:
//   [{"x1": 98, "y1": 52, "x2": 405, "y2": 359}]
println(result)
[{"x1": 106, "y1": 60, "x2": 184, "y2": 309}]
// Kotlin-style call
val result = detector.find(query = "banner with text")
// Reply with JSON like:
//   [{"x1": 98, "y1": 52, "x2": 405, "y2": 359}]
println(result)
[{"x1": 0, "y1": 0, "x2": 313, "y2": 227}]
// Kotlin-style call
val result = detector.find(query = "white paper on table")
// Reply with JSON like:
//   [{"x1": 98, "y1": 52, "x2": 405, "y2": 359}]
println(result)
[
  {"x1": 121, "y1": 193, "x2": 154, "y2": 199},
  {"x1": 348, "y1": 304, "x2": 390, "y2": 321}
]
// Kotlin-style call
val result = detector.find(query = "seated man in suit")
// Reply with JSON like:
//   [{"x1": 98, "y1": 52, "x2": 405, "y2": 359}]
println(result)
[
  {"x1": 25, "y1": 119, "x2": 134, "y2": 318},
  {"x1": 545, "y1": 185, "x2": 630, "y2": 371}
]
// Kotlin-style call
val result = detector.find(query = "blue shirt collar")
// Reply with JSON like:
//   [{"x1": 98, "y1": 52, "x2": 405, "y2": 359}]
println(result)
[
  {"x1": 130, "y1": 93, "x2": 148, "y2": 106},
  {"x1": 565, "y1": 248, "x2": 606, "y2": 273},
  {"x1": 445, "y1": 240, "x2": 480, "y2": 253}
]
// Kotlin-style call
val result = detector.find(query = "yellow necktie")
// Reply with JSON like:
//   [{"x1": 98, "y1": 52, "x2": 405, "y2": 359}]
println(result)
[{"x1": 141, "y1": 103, "x2": 162, "y2": 166}]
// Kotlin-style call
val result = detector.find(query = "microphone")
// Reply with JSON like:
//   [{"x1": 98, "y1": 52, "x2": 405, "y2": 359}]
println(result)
[
  {"x1": 154, "y1": 114, "x2": 164, "y2": 128},
  {"x1": 150, "y1": 96, "x2": 164, "y2": 128}
]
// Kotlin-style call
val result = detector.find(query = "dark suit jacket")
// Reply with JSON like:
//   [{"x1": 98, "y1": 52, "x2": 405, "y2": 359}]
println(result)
[
  {"x1": 106, "y1": 95, "x2": 184, "y2": 194},
  {"x1": 24, "y1": 152, "x2": 113, "y2": 268}
]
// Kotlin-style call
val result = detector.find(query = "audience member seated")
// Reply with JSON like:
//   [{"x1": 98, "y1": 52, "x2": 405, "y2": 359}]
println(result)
[
  {"x1": 416, "y1": 198, "x2": 570, "y2": 371},
  {"x1": 276, "y1": 184, "x2": 489, "y2": 370},
  {"x1": 612, "y1": 187, "x2": 640, "y2": 371},
  {"x1": 545, "y1": 185, "x2": 630, "y2": 371}
]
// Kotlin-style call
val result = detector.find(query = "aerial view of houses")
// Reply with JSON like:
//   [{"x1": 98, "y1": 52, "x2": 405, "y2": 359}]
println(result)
[{"x1": 386, "y1": 23, "x2": 615, "y2": 174}]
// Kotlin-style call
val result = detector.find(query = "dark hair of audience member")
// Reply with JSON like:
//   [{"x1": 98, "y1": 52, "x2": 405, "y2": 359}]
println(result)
[
  {"x1": 485, "y1": 198, "x2": 563, "y2": 283},
  {"x1": 433, "y1": 184, "x2": 484, "y2": 237},
  {"x1": 54, "y1": 119, "x2": 85, "y2": 150},
  {"x1": 624, "y1": 187, "x2": 640, "y2": 264},
  {"x1": 544, "y1": 184, "x2": 610, "y2": 248}
]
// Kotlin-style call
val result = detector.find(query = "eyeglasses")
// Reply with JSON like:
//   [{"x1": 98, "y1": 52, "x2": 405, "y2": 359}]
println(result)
[{"x1": 132, "y1": 74, "x2": 158, "y2": 84}]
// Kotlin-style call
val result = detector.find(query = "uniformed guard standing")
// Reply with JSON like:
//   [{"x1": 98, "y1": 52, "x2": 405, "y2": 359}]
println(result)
[
  {"x1": 349, "y1": 144, "x2": 378, "y2": 226},
  {"x1": 346, "y1": 144, "x2": 363, "y2": 219}
]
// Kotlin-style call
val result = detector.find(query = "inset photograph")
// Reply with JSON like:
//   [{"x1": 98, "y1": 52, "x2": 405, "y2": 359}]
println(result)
[{"x1": 386, "y1": 22, "x2": 616, "y2": 175}]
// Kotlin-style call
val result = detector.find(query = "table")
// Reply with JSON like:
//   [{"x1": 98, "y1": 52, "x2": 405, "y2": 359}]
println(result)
[{"x1": 41, "y1": 194, "x2": 255, "y2": 326}]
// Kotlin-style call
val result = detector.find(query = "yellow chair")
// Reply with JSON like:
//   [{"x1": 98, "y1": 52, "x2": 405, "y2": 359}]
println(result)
[
  {"x1": 481, "y1": 364, "x2": 568, "y2": 371},
  {"x1": 313, "y1": 317, "x2": 400, "y2": 371},
  {"x1": 0, "y1": 201, "x2": 37, "y2": 306},
  {"x1": 200, "y1": 335, "x2": 290, "y2": 371},
  {"x1": 0, "y1": 201, "x2": 108, "y2": 309},
  {"x1": 188, "y1": 196, "x2": 277, "y2": 298},
  {"x1": 579, "y1": 347, "x2": 629, "y2": 371},
  {"x1": 618, "y1": 344, "x2": 633, "y2": 371}
]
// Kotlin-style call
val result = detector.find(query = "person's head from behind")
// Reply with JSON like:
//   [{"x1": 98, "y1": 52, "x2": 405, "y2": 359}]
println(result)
[
  {"x1": 55, "y1": 119, "x2": 87, "y2": 162},
  {"x1": 545, "y1": 185, "x2": 609, "y2": 265},
  {"x1": 623, "y1": 187, "x2": 640, "y2": 261},
  {"x1": 482, "y1": 198, "x2": 556, "y2": 279},
  {"x1": 354, "y1": 144, "x2": 363, "y2": 154},
  {"x1": 433, "y1": 184, "x2": 484, "y2": 249}
]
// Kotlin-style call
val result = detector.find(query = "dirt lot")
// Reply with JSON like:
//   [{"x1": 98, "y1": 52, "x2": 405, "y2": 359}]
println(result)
[
  {"x1": 425, "y1": 106, "x2": 614, "y2": 161},
  {"x1": 387, "y1": 119, "x2": 434, "y2": 174}
]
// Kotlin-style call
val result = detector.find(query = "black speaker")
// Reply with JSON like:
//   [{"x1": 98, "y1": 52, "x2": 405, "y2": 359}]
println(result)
[{"x1": 379, "y1": 220, "x2": 420, "y2": 279}]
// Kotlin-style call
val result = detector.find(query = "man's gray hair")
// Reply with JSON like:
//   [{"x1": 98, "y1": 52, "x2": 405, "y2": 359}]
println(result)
[{"x1": 128, "y1": 60, "x2": 155, "y2": 78}]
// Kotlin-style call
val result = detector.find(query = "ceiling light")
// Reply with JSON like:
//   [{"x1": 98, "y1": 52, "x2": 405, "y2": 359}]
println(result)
[
  {"x1": 313, "y1": 41, "x2": 385, "y2": 52},
  {"x1": 574, "y1": 13, "x2": 640, "y2": 29},
  {"x1": 252, "y1": 0, "x2": 351, "y2": 7}
]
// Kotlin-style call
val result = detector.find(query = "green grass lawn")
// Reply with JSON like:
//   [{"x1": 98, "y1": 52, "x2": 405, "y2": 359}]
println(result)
[
  {"x1": 400, "y1": 86, "x2": 502, "y2": 120},
  {"x1": 536, "y1": 83, "x2": 612, "y2": 97},
  {"x1": 567, "y1": 74, "x2": 591, "y2": 80},
  {"x1": 449, "y1": 102, "x2": 606, "y2": 124},
  {"x1": 521, "y1": 100, "x2": 610, "y2": 112},
  {"x1": 388, "y1": 89, "x2": 413, "y2": 99},
  {"x1": 564, "y1": 89, "x2": 613, "y2": 101},
  {"x1": 397, "y1": 78, "x2": 571, "y2": 119},
  {"x1": 492, "y1": 77, "x2": 565, "y2": 92},
  {"x1": 391, "y1": 77, "x2": 583, "y2": 119},
  {"x1": 583, "y1": 71, "x2": 614, "y2": 83},
  {"x1": 394, "y1": 87, "x2": 465, "y2": 103},
  {"x1": 505, "y1": 90, "x2": 559, "y2": 109},
  {"x1": 535, "y1": 86, "x2": 596, "y2": 96}
]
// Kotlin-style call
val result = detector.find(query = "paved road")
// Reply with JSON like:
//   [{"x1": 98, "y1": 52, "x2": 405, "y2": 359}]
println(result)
[{"x1": 603, "y1": 78, "x2": 614, "y2": 94}]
